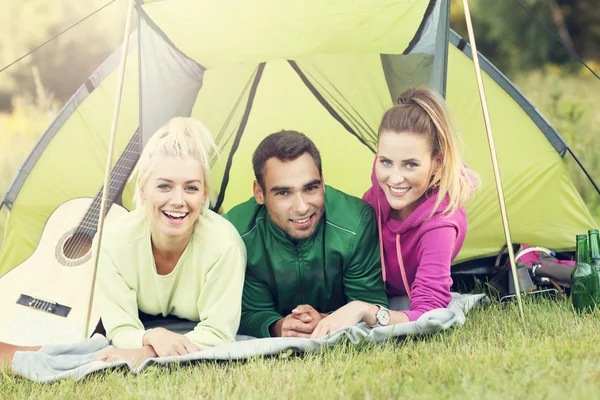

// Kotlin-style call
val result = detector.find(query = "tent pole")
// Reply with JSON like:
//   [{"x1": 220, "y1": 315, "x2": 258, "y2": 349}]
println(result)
[
  {"x1": 566, "y1": 147, "x2": 600, "y2": 197},
  {"x1": 83, "y1": 0, "x2": 136, "y2": 339},
  {"x1": 461, "y1": 0, "x2": 525, "y2": 321},
  {"x1": 137, "y1": 10, "x2": 143, "y2": 154}
]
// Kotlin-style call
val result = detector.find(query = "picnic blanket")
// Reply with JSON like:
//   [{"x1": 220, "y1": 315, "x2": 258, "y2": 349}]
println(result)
[{"x1": 12, "y1": 293, "x2": 487, "y2": 383}]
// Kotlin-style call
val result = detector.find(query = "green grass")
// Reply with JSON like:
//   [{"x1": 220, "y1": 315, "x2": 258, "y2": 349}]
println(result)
[{"x1": 3, "y1": 297, "x2": 600, "y2": 399}]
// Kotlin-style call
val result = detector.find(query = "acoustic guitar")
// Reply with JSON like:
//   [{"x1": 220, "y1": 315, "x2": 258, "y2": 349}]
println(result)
[{"x1": 0, "y1": 131, "x2": 140, "y2": 346}]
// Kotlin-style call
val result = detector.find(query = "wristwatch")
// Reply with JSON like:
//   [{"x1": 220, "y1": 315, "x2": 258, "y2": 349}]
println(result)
[{"x1": 368, "y1": 304, "x2": 390, "y2": 328}]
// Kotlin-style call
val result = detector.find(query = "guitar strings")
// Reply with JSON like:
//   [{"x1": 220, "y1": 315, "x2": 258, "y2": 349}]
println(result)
[
  {"x1": 76, "y1": 132, "x2": 140, "y2": 253},
  {"x1": 70, "y1": 134, "x2": 139, "y2": 256},
  {"x1": 68, "y1": 142, "x2": 136, "y2": 258},
  {"x1": 67, "y1": 132, "x2": 140, "y2": 259}
]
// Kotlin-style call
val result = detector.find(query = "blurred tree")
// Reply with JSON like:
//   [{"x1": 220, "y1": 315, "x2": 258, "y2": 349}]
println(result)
[
  {"x1": 0, "y1": 0, "x2": 126, "y2": 110},
  {"x1": 450, "y1": 0, "x2": 600, "y2": 75},
  {"x1": 566, "y1": 1, "x2": 600, "y2": 62}
]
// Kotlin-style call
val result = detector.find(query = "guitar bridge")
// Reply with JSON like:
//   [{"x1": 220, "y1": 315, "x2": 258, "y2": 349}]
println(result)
[{"x1": 16, "y1": 294, "x2": 71, "y2": 317}]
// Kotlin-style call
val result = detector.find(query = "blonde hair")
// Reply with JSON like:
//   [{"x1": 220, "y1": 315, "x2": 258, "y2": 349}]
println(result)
[
  {"x1": 132, "y1": 117, "x2": 220, "y2": 214},
  {"x1": 378, "y1": 87, "x2": 478, "y2": 217}
]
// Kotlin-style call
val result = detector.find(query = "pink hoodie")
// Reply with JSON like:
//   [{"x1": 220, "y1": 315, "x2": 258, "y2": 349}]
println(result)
[{"x1": 362, "y1": 159, "x2": 467, "y2": 321}]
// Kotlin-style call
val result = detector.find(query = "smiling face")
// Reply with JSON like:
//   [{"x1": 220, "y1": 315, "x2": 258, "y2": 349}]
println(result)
[
  {"x1": 254, "y1": 152, "x2": 325, "y2": 240},
  {"x1": 376, "y1": 131, "x2": 439, "y2": 220},
  {"x1": 140, "y1": 155, "x2": 206, "y2": 243}
]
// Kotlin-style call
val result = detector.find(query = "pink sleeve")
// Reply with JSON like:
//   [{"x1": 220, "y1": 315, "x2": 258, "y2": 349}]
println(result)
[
  {"x1": 403, "y1": 226, "x2": 456, "y2": 321},
  {"x1": 362, "y1": 188, "x2": 374, "y2": 206}
]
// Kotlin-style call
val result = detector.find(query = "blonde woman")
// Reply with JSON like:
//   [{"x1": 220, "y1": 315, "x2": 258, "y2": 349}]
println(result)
[
  {"x1": 91, "y1": 117, "x2": 246, "y2": 364},
  {"x1": 312, "y1": 87, "x2": 477, "y2": 337}
]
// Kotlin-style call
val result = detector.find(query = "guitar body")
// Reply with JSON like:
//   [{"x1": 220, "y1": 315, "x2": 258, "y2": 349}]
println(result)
[{"x1": 0, "y1": 198, "x2": 129, "y2": 346}]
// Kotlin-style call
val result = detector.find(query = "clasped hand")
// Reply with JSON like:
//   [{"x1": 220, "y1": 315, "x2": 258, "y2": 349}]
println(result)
[{"x1": 275, "y1": 304, "x2": 327, "y2": 338}]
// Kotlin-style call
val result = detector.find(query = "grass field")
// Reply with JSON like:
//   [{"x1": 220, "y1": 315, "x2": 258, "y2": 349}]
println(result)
[{"x1": 2, "y1": 297, "x2": 600, "y2": 399}]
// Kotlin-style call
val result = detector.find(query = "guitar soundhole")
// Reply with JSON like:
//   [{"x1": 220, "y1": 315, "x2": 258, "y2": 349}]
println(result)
[
  {"x1": 56, "y1": 229, "x2": 93, "y2": 267},
  {"x1": 63, "y1": 232, "x2": 93, "y2": 259}
]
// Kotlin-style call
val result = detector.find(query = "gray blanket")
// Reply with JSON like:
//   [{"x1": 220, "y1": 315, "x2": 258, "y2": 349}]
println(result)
[{"x1": 12, "y1": 293, "x2": 487, "y2": 383}]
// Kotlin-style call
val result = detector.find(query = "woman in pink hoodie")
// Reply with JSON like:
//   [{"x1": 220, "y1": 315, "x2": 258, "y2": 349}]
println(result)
[{"x1": 312, "y1": 87, "x2": 477, "y2": 338}]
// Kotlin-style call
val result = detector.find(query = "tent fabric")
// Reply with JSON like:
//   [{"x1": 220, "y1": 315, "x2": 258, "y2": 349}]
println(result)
[
  {"x1": 448, "y1": 31, "x2": 567, "y2": 155},
  {"x1": 431, "y1": 0, "x2": 450, "y2": 98},
  {"x1": 0, "y1": 0, "x2": 596, "y2": 277},
  {"x1": 195, "y1": 57, "x2": 399, "y2": 212},
  {"x1": 406, "y1": 0, "x2": 441, "y2": 55},
  {"x1": 140, "y1": 0, "x2": 432, "y2": 68},
  {"x1": 381, "y1": 54, "x2": 434, "y2": 104},
  {"x1": 446, "y1": 44, "x2": 596, "y2": 261},
  {"x1": 12, "y1": 293, "x2": 487, "y2": 383},
  {"x1": 0, "y1": 33, "x2": 138, "y2": 210},
  {"x1": 139, "y1": 11, "x2": 205, "y2": 147}
]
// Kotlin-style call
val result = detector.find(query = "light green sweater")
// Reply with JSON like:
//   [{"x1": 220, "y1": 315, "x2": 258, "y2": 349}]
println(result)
[{"x1": 96, "y1": 209, "x2": 246, "y2": 349}]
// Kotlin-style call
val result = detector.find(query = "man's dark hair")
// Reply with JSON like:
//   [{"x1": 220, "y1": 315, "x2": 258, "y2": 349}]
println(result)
[{"x1": 252, "y1": 130, "x2": 322, "y2": 189}]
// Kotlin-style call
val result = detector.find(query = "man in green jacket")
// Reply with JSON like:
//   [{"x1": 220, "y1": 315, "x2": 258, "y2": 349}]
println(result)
[{"x1": 224, "y1": 130, "x2": 388, "y2": 338}]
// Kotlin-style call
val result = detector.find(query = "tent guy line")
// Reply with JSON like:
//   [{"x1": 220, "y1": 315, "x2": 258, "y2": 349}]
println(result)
[
  {"x1": 0, "y1": 0, "x2": 118, "y2": 74},
  {"x1": 513, "y1": 0, "x2": 600, "y2": 82}
]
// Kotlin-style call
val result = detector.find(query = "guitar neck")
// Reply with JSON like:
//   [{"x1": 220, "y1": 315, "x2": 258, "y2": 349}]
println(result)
[{"x1": 78, "y1": 130, "x2": 141, "y2": 235}]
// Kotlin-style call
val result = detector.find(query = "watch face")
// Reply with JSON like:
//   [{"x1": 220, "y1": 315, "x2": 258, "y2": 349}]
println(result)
[{"x1": 377, "y1": 308, "x2": 391, "y2": 325}]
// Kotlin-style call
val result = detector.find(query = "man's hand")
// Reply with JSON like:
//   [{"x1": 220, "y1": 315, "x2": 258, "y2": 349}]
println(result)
[
  {"x1": 292, "y1": 304, "x2": 328, "y2": 321},
  {"x1": 142, "y1": 327, "x2": 202, "y2": 357},
  {"x1": 92, "y1": 346, "x2": 156, "y2": 367},
  {"x1": 269, "y1": 304, "x2": 326, "y2": 337}
]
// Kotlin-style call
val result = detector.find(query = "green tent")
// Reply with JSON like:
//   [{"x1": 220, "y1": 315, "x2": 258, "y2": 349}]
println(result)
[{"x1": 0, "y1": 0, "x2": 597, "y2": 276}]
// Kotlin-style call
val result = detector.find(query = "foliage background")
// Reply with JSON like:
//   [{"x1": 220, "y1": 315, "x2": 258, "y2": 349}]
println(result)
[{"x1": 0, "y1": 0, "x2": 599, "y2": 247}]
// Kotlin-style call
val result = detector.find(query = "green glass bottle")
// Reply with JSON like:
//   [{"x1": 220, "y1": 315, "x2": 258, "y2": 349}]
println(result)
[
  {"x1": 589, "y1": 230, "x2": 600, "y2": 268},
  {"x1": 589, "y1": 229, "x2": 600, "y2": 303},
  {"x1": 571, "y1": 234, "x2": 599, "y2": 313}
]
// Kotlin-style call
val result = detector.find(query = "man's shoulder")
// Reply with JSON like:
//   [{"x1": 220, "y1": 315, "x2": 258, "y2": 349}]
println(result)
[
  {"x1": 224, "y1": 196, "x2": 266, "y2": 237},
  {"x1": 324, "y1": 185, "x2": 374, "y2": 236}
]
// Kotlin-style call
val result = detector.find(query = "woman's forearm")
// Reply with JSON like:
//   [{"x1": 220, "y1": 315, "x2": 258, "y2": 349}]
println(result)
[{"x1": 359, "y1": 302, "x2": 410, "y2": 326}]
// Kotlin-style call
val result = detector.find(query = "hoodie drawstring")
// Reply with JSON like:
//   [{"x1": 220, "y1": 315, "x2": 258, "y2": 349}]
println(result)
[
  {"x1": 377, "y1": 200, "x2": 386, "y2": 282},
  {"x1": 395, "y1": 234, "x2": 411, "y2": 299},
  {"x1": 378, "y1": 200, "x2": 412, "y2": 299}
]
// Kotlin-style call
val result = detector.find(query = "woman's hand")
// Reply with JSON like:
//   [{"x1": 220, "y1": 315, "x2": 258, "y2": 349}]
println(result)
[
  {"x1": 310, "y1": 301, "x2": 374, "y2": 339},
  {"x1": 142, "y1": 327, "x2": 202, "y2": 357},
  {"x1": 0, "y1": 342, "x2": 41, "y2": 373},
  {"x1": 92, "y1": 346, "x2": 156, "y2": 367}
]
